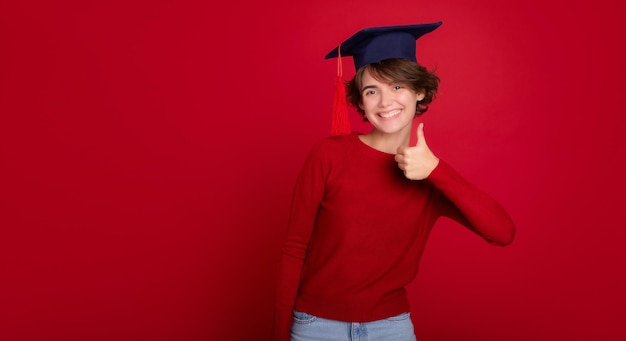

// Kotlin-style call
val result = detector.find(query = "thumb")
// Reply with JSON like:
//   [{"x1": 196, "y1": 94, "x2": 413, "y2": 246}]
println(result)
[{"x1": 416, "y1": 123, "x2": 428, "y2": 147}]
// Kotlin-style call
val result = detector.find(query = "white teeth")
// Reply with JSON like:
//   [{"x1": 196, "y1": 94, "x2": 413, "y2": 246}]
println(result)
[{"x1": 379, "y1": 110, "x2": 401, "y2": 118}]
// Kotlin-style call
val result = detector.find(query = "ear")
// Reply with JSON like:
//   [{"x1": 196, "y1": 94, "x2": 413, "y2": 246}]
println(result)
[{"x1": 416, "y1": 91, "x2": 426, "y2": 102}]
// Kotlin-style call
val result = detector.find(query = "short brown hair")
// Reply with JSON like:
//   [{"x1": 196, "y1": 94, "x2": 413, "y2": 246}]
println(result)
[{"x1": 346, "y1": 58, "x2": 439, "y2": 119}]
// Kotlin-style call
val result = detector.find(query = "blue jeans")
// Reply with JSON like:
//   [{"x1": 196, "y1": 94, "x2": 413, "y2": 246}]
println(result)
[{"x1": 290, "y1": 311, "x2": 417, "y2": 341}]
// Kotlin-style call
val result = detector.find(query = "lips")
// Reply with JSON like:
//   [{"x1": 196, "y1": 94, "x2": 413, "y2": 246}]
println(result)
[{"x1": 378, "y1": 109, "x2": 401, "y2": 119}]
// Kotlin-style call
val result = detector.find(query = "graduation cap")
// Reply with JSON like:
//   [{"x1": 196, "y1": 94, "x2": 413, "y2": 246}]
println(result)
[{"x1": 325, "y1": 22, "x2": 442, "y2": 135}]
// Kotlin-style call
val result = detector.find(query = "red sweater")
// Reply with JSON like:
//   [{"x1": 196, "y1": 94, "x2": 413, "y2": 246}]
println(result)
[{"x1": 273, "y1": 132, "x2": 514, "y2": 341}]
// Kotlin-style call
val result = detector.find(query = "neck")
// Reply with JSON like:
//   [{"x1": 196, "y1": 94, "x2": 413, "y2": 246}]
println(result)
[{"x1": 359, "y1": 128, "x2": 411, "y2": 154}]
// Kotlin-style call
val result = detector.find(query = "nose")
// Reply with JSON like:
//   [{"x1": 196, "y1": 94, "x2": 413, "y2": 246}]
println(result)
[{"x1": 378, "y1": 88, "x2": 393, "y2": 108}]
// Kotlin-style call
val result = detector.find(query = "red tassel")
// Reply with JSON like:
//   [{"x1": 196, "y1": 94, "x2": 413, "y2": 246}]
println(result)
[{"x1": 330, "y1": 45, "x2": 351, "y2": 136}]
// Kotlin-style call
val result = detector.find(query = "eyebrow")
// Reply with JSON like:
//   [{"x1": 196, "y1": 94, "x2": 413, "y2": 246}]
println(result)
[{"x1": 361, "y1": 85, "x2": 378, "y2": 92}]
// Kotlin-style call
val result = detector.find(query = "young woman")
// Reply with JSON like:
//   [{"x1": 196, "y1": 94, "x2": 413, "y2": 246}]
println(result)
[{"x1": 274, "y1": 22, "x2": 515, "y2": 341}]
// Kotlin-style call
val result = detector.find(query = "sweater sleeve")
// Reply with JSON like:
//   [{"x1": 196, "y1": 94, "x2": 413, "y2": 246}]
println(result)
[
  {"x1": 273, "y1": 143, "x2": 328, "y2": 341},
  {"x1": 427, "y1": 160, "x2": 515, "y2": 246}
]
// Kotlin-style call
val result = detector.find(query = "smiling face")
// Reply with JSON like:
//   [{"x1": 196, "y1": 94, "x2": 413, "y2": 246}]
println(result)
[{"x1": 359, "y1": 68, "x2": 425, "y2": 136}]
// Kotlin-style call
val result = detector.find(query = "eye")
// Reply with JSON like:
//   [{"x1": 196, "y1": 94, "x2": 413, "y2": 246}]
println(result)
[
  {"x1": 393, "y1": 85, "x2": 404, "y2": 91},
  {"x1": 363, "y1": 89, "x2": 377, "y2": 96}
]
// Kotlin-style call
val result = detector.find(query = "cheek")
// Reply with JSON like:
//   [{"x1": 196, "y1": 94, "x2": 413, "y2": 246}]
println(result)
[
  {"x1": 360, "y1": 97, "x2": 374, "y2": 110},
  {"x1": 400, "y1": 92, "x2": 420, "y2": 104}
]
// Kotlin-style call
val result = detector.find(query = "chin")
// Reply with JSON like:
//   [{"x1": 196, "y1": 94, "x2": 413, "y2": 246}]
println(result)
[
  {"x1": 374, "y1": 121, "x2": 412, "y2": 134},
  {"x1": 374, "y1": 126, "x2": 408, "y2": 135}
]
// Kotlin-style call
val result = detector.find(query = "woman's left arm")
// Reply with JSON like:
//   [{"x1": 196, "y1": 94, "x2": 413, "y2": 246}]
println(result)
[
  {"x1": 426, "y1": 160, "x2": 516, "y2": 246},
  {"x1": 396, "y1": 123, "x2": 515, "y2": 245}
]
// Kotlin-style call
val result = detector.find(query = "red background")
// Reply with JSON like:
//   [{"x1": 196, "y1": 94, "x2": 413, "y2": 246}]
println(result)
[{"x1": 1, "y1": 1, "x2": 625, "y2": 340}]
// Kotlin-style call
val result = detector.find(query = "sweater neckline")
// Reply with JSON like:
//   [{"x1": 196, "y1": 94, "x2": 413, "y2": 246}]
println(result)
[{"x1": 349, "y1": 132, "x2": 396, "y2": 162}]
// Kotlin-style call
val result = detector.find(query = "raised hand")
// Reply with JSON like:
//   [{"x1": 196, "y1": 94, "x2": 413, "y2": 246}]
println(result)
[{"x1": 394, "y1": 123, "x2": 439, "y2": 180}]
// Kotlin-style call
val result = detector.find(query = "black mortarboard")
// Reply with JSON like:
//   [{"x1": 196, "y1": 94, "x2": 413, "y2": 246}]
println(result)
[
  {"x1": 325, "y1": 22, "x2": 442, "y2": 70},
  {"x1": 325, "y1": 22, "x2": 442, "y2": 136}
]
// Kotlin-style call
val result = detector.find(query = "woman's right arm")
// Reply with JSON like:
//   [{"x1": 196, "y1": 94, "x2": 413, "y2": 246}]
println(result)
[{"x1": 273, "y1": 144, "x2": 328, "y2": 341}]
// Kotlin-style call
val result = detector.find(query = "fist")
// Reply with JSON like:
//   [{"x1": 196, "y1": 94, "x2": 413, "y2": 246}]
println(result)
[{"x1": 394, "y1": 123, "x2": 439, "y2": 180}]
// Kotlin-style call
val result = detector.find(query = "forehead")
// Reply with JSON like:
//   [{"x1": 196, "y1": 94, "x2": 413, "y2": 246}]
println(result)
[{"x1": 361, "y1": 67, "x2": 393, "y2": 86}]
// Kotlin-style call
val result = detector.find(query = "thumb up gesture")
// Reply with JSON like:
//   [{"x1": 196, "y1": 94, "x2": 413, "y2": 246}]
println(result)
[{"x1": 395, "y1": 123, "x2": 439, "y2": 180}]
